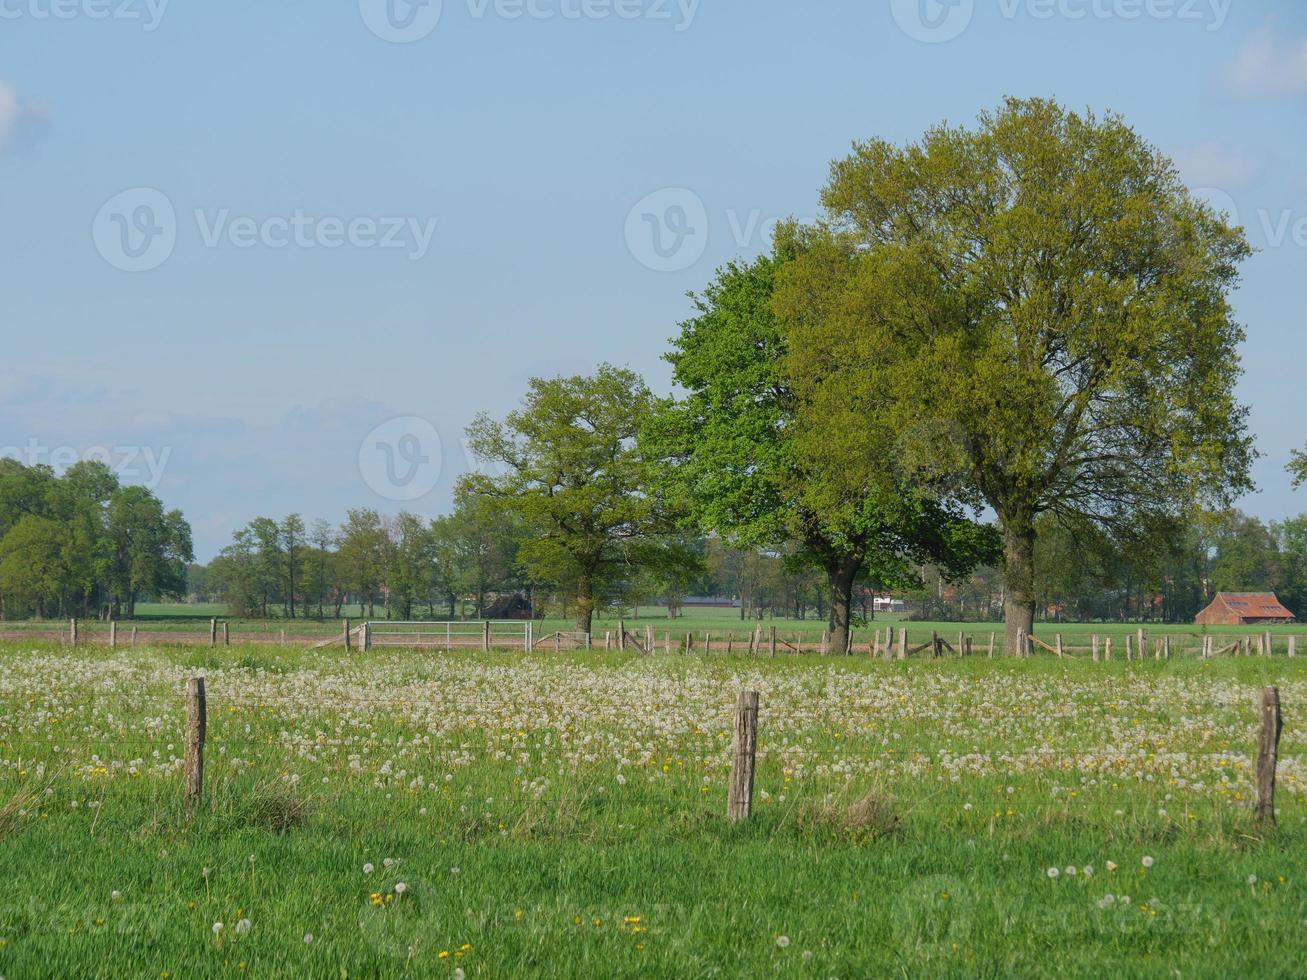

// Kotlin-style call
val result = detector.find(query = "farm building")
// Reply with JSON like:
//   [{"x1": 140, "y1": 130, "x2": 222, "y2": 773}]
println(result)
[{"x1": 1194, "y1": 592, "x2": 1296, "y2": 626}]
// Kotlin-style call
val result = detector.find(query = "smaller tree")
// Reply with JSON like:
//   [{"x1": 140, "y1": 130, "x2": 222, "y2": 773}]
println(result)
[
  {"x1": 0, "y1": 515, "x2": 73, "y2": 618},
  {"x1": 462, "y1": 365, "x2": 672, "y2": 635},
  {"x1": 1291, "y1": 450, "x2": 1306, "y2": 489}
]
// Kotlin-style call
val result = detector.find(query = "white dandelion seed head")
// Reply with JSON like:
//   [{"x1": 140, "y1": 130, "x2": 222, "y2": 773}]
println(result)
[
  {"x1": 394, "y1": 882, "x2": 407, "y2": 895},
  {"x1": 304, "y1": 933, "x2": 314, "y2": 944},
  {"x1": 1142, "y1": 856, "x2": 1154, "y2": 868},
  {"x1": 1047, "y1": 867, "x2": 1060, "y2": 879},
  {"x1": 235, "y1": 918, "x2": 251, "y2": 934},
  {"x1": 212, "y1": 922, "x2": 224, "y2": 934},
  {"x1": 776, "y1": 935, "x2": 790, "y2": 948},
  {"x1": 363, "y1": 863, "x2": 374, "y2": 874}
]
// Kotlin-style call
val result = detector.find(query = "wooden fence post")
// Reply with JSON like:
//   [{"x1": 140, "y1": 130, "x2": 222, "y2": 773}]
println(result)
[
  {"x1": 482, "y1": 621, "x2": 491, "y2": 652},
  {"x1": 1163, "y1": 635, "x2": 1171, "y2": 660},
  {"x1": 70, "y1": 618, "x2": 78, "y2": 647},
  {"x1": 727, "y1": 691, "x2": 759, "y2": 823},
  {"x1": 109, "y1": 620, "x2": 117, "y2": 648},
  {"x1": 1092, "y1": 635, "x2": 1100, "y2": 662},
  {"x1": 131, "y1": 626, "x2": 138, "y2": 646},
  {"x1": 987, "y1": 632, "x2": 995, "y2": 659},
  {"x1": 1138, "y1": 629, "x2": 1147, "y2": 662},
  {"x1": 222, "y1": 622, "x2": 230, "y2": 646},
  {"x1": 361, "y1": 622, "x2": 371, "y2": 651},
  {"x1": 343, "y1": 618, "x2": 351, "y2": 650},
  {"x1": 184, "y1": 677, "x2": 206, "y2": 811},
  {"x1": 210, "y1": 618, "x2": 217, "y2": 646},
  {"x1": 1254, "y1": 686, "x2": 1282, "y2": 827},
  {"x1": 769, "y1": 626, "x2": 777, "y2": 658},
  {"x1": 1289, "y1": 636, "x2": 1297, "y2": 658},
  {"x1": 617, "y1": 620, "x2": 626, "y2": 652},
  {"x1": 1016, "y1": 629, "x2": 1025, "y2": 659},
  {"x1": 646, "y1": 625, "x2": 654, "y2": 654}
]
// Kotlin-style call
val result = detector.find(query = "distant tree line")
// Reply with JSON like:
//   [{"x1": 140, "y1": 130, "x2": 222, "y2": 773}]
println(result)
[{"x1": 0, "y1": 459, "x2": 193, "y2": 619}]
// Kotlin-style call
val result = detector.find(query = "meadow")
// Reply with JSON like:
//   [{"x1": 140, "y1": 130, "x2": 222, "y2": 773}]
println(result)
[
  {"x1": 1, "y1": 641, "x2": 1305, "y2": 977},
  {"x1": 6, "y1": 604, "x2": 1304, "y2": 653}
]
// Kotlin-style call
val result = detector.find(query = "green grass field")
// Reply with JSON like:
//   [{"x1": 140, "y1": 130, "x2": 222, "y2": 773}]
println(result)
[
  {"x1": 10, "y1": 604, "x2": 1304, "y2": 651},
  {"x1": 1, "y1": 640, "x2": 1305, "y2": 977}
]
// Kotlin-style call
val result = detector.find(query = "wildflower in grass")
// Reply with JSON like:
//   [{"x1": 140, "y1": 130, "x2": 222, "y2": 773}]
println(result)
[
  {"x1": 303, "y1": 933, "x2": 313, "y2": 944},
  {"x1": 235, "y1": 919, "x2": 251, "y2": 935},
  {"x1": 450, "y1": 867, "x2": 460, "y2": 875},
  {"x1": 776, "y1": 935, "x2": 790, "y2": 948},
  {"x1": 363, "y1": 863, "x2": 374, "y2": 874},
  {"x1": 1106, "y1": 861, "x2": 1118, "y2": 872},
  {"x1": 383, "y1": 858, "x2": 394, "y2": 868},
  {"x1": 212, "y1": 922, "x2": 224, "y2": 935},
  {"x1": 1065, "y1": 866, "x2": 1077, "y2": 876},
  {"x1": 1142, "y1": 856, "x2": 1154, "y2": 869},
  {"x1": 454, "y1": 971, "x2": 465, "y2": 980},
  {"x1": 1247, "y1": 874, "x2": 1257, "y2": 885},
  {"x1": 1096, "y1": 895, "x2": 1115, "y2": 909},
  {"x1": 394, "y1": 882, "x2": 407, "y2": 895},
  {"x1": 111, "y1": 890, "x2": 122, "y2": 901},
  {"x1": 1047, "y1": 868, "x2": 1059, "y2": 879}
]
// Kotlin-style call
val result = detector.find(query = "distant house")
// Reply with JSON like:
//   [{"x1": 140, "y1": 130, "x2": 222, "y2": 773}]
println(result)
[
  {"x1": 1195, "y1": 592, "x2": 1296, "y2": 626},
  {"x1": 484, "y1": 593, "x2": 534, "y2": 620}
]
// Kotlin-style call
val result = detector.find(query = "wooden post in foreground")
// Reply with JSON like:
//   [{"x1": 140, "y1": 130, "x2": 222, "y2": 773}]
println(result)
[
  {"x1": 360, "y1": 621, "x2": 371, "y2": 651},
  {"x1": 1289, "y1": 636, "x2": 1297, "y2": 659},
  {"x1": 109, "y1": 620, "x2": 117, "y2": 648},
  {"x1": 727, "y1": 690, "x2": 759, "y2": 823},
  {"x1": 210, "y1": 618, "x2": 217, "y2": 646},
  {"x1": 1055, "y1": 634, "x2": 1063, "y2": 659},
  {"x1": 769, "y1": 626, "x2": 777, "y2": 658},
  {"x1": 1092, "y1": 635, "x2": 1100, "y2": 662},
  {"x1": 987, "y1": 632, "x2": 995, "y2": 659},
  {"x1": 221, "y1": 621, "x2": 230, "y2": 646},
  {"x1": 184, "y1": 677, "x2": 206, "y2": 811},
  {"x1": 898, "y1": 629, "x2": 908, "y2": 661},
  {"x1": 482, "y1": 621, "x2": 491, "y2": 652},
  {"x1": 70, "y1": 618, "x2": 79, "y2": 647},
  {"x1": 131, "y1": 626, "x2": 138, "y2": 646},
  {"x1": 343, "y1": 618, "x2": 352, "y2": 650},
  {"x1": 1254, "y1": 686, "x2": 1282, "y2": 827}
]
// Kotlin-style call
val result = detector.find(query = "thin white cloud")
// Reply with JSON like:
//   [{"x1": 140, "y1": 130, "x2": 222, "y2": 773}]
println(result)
[
  {"x1": 1173, "y1": 142, "x2": 1260, "y2": 189},
  {"x1": 0, "y1": 83, "x2": 18, "y2": 149},
  {"x1": 1232, "y1": 26, "x2": 1307, "y2": 95},
  {"x1": 0, "y1": 81, "x2": 49, "y2": 152}
]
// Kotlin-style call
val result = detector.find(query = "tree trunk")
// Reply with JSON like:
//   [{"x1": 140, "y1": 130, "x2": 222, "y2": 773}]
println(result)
[
  {"x1": 1002, "y1": 518, "x2": 1036, "y2": 654},
  {"x1": 574, "y1": 578, "x2": 595, "y2": 636},
  {"x1": 827, "y1": 555, "x2": 861, "y2": 656}
]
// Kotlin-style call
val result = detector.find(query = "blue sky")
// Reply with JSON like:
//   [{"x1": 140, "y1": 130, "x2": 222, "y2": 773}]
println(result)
[{"x1": 2, "y1": 0, "x2": 1305, "y2": 559}]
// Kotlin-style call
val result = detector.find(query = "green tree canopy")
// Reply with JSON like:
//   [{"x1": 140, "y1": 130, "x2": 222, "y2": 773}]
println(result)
[
  {"x1": 779, "y1": 97, "x2": 1255, "y2": 650},
  {"x1": 644, "y1": 253, "x2": 998, "y2": 653},
  {"x1": 462, "y1": 364, "x2": 673, "y2": 635}
]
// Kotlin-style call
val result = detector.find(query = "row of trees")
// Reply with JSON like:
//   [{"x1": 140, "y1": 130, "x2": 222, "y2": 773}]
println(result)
[
  {"x1": 192, "y1": 497, "x2": 853, "y2": 624},
  {"x1": 200, "y1": 97, "x2": 1279, "y2": 649},
  {"x1": 0, "y1": 459, "x2": 193, "y2": 619}
]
